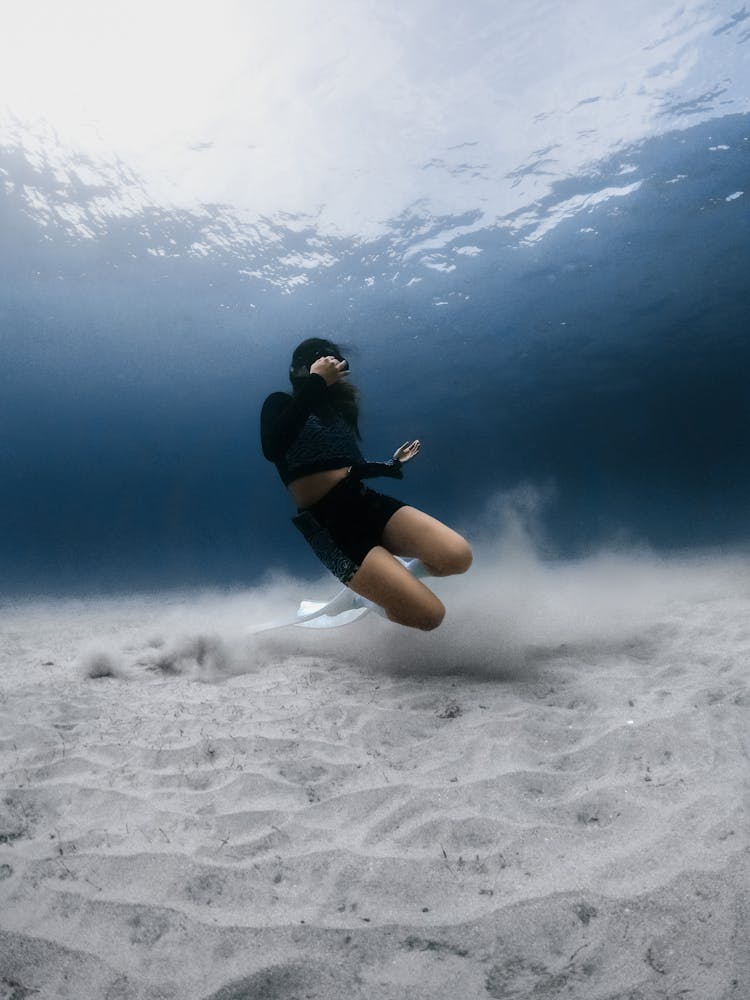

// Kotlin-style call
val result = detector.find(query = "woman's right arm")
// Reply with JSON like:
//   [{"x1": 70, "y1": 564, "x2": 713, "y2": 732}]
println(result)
[{"x1": 260, "y1": 374, "x2": 328, "y2": 461}]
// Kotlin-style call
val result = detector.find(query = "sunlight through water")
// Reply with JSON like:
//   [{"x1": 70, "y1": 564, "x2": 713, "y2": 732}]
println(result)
[{"x1": 1, "y1": 0, "x2": 749, "y2": 593}]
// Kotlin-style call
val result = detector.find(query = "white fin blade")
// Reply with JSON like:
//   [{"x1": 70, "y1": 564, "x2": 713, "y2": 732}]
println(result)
[
  {"x1": 249, "y1": 556, "x2": 427, "y2": 634},
  {"x1": 297, "y1": 600, "x2": 328, "y2": 616},
  {"x1": 295, "y1": 606, "x2": 370, "y2": 629}
]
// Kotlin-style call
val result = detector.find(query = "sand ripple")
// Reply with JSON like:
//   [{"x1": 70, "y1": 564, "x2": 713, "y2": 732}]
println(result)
[{"x1": 1, "y1": 569, "x2": 749, "y2": 998}]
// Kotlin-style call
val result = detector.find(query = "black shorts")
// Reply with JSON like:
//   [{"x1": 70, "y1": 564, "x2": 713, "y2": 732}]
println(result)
[{"x1": 292, "y1": 476, "x2": 406, "y2": 584}]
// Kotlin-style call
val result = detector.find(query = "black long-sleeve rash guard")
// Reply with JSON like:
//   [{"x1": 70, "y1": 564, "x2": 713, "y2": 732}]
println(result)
[{"x1": 260, "y1": 373, "x2": 403, "y2": 487}]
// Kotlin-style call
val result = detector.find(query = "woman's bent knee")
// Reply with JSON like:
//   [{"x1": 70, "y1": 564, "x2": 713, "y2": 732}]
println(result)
[
  {"x1": 429, "y1": 539, "x2": 473, "y2": 577},
  {"x1": 417, "y1": 600, "x2": 445, "y2": 631},
  {"x1": 388, "y1": 596, "x2": 445, "y2": 631},
  {"x1": 453, "y1": 540, "x2": 473, "y2": 574}
]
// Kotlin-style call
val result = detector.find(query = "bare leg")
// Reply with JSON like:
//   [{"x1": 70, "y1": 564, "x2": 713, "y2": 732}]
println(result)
[
  {"x1": 381, "y1": 507, "x2": 472, "y2": 577},
  {"x1": 344, "y1": 510, "x2": 471, "y2": 630},
  {"x1": 347, "y1": 547, "x2": 445, "y2": 630}
]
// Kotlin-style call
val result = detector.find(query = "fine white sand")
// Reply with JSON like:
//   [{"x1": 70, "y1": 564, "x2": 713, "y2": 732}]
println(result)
[{"x1": 1, "y1": 536, "x2": 749, "y2": 999}]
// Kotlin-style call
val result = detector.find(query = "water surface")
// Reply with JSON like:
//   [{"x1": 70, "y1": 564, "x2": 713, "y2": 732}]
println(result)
[{"x1": 1, "y1": 0, "x2": 748, "y2": 593}]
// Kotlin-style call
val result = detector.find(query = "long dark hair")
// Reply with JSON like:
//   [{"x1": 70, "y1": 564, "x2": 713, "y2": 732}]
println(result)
[{"x1": 289, "y1": 337, "x2": 360, "y2": 437}]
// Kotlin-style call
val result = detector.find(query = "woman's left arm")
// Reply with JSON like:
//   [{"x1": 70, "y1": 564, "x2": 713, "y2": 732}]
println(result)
[{"x1": 350, "y1": 440, "x2": 421, "y2": 481}]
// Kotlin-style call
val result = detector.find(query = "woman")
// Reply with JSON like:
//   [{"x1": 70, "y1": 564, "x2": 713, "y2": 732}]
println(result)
[{"x1": 260, "y1": 338, "x2": 472, "y2": 630}]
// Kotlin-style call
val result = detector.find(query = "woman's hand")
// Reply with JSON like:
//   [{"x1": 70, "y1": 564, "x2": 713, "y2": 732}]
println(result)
[
  {"x1": 310, "y1": 356, "x2": 349, "y2": 386},
  {"x1": 393, "y1": 440, "x2": 421, "y2": 464}
]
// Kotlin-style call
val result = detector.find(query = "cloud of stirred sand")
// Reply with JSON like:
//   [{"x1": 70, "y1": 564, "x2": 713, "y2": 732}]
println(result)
[{"x1": 68, "y1": 488, "x2": 750, "y2": 684}]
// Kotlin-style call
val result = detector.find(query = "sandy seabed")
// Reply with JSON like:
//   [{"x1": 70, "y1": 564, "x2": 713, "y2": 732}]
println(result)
[{"x1": 1, "y1": 544, "x2": 749, "y2": 999}]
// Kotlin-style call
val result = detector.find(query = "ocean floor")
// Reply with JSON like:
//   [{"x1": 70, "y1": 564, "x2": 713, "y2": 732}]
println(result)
[{"x1": 1, "y1": 545, "x2": 749, "y2": 999}]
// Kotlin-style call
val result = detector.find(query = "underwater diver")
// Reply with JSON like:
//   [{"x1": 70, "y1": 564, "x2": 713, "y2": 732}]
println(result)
[{"x1": 260, "y1": 337, "x2": 472, "y2": 630}]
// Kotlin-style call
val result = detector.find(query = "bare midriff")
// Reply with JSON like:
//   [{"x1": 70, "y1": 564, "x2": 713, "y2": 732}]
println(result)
[{"x1": 288, "y1": 467, "x2": 351, "y2": 509}]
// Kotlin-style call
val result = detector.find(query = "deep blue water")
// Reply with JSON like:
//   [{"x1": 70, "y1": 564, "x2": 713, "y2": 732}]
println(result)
[{"x1": 2, "y1": 22, "x2": 749, "y2": 596}]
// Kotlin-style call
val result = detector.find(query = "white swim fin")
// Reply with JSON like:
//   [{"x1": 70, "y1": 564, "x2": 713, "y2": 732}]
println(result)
[{"x1": 251, "y1": 557, "x2": 430, "y2": 633}]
